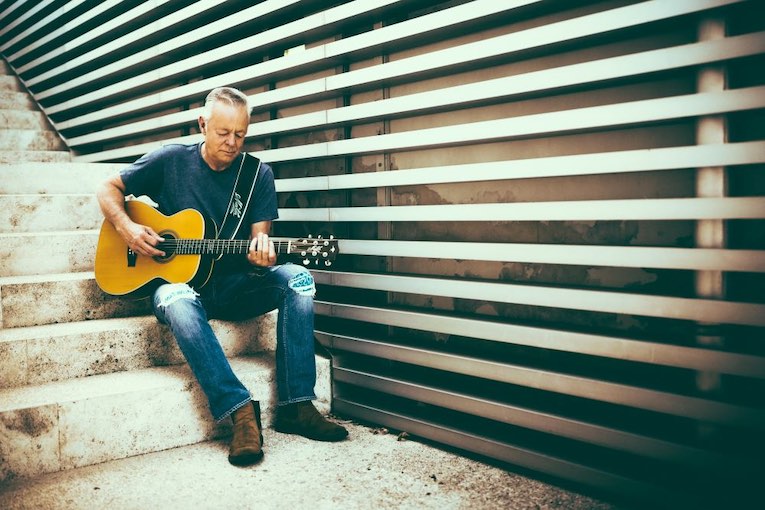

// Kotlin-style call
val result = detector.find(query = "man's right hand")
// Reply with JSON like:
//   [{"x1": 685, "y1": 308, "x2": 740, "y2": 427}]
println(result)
[{"x1": 119, "y1": 221, "x2": 165, "y2": 257}]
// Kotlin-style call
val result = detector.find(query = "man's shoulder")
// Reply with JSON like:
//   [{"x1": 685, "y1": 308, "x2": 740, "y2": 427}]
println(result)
[{"x1": 158, "y1": 142, "x2": 199, "y2": 157}]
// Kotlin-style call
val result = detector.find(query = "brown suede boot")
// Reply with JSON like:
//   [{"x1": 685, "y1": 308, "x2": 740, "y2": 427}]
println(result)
[
  {"x1": 274, "y1": 401, "x2": 348, "y2": 442},
  {"x1": 228, "y1": 401, "x2": 264, "y2": 466}
]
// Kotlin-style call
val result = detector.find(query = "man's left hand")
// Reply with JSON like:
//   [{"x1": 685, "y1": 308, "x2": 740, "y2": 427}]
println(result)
[{"x1": 248, "y1": 232, "x2": 276, "y2": 267}]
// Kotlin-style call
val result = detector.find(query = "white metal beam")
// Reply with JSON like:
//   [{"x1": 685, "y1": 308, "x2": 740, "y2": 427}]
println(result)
[
  {"x1": 313, "y1": 304, "x2": 765, "y2": 377},
  {"x1": 312, "y1": 271, "x2": 765, "y2": 326}
]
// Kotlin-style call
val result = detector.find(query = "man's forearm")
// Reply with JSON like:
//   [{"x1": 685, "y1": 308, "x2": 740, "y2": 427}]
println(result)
[{"x1": 96, "y1": 179, "x2": 131, "y2": 233}]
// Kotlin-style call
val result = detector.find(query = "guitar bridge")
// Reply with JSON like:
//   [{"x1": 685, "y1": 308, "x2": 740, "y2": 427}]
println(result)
[{"x1": 127, "y1": 248, "x2": 138, "y2": 267}]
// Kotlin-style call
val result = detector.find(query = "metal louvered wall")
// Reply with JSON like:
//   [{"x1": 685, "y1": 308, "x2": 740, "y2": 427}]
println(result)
[{"x1": 2, "y1": 0, "x2": 763, "y2": 506}]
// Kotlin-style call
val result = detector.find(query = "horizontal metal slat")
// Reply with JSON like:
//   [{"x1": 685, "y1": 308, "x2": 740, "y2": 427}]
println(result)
[
  {"x1": 2, "y1": 0, "x2": 91, "y2": 58},
  {"x1": 40, "y1": 0, "x2": 422, "y2": 108},
  {"x1": 11, "y1": 0, "x2": 173, "y2": 73},
  {"x1": 328, "y1": 0, "x2": 744, "y2": 95},
  {"x1": 0, "y1": 0, "x2": 52, "y2": 41},
  {"x1": 0, "y1": 0, "x2": 28, "y2": 31},
  {"x1": 313, "y1": 302, "x2": 765, "y2": 377},
  {"x1": 56, "y1": 0, "x2": 540, "y2": 126},
  {"x1": 28, "y1": 0, "x2": 233, "y2": 90},
  {"x1": 319, "y1": 332, "x2": 765, "y2": 428},
  {"x1": 280, "y1": 197, "x2": 765, "y2": 222},
  {"x1": 332, "y1": 366, "x2": 739, "y2": 470},
  {"x1": 333, "y1": 239, "x2": 765, "y2": 272},
  {"x1": 312, "y1": 270, "x2": 765, "y2": 326},
  {"x1": 275, "y1": 141, "x2": 765, "y2": 191},
  {"x1": 263, "y1": 85, "x2": 765, "y2": 163},
  {"x1": 78, "y1": 84, "x2": 764, "y2": 162},
  {"x1": 333, "y1": 398, "x2": 690, "y2": 507},
  {"x1": 77, "y1": 78, "x2": 765, "y2": 160},
  {"x1": 63, "y1": 0, "x2": 747, "y2": 152},
  {"x1": 65, "y1": 32, "x2": 765, "y2": 147},
  {"x1": 4, "y1": 0, "x2": 113, "y2": 63}
]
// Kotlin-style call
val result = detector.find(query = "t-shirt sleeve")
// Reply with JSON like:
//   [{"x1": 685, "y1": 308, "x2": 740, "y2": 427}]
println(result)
[
  {"x1": 248, "y1": 162, "x2": 279, "y2": 224},
  {"x1": 119, "y1": 146, "x2": 169, "y2": 199}
]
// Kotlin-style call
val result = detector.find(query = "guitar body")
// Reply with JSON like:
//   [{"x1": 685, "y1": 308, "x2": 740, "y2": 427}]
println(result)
[{"x1": 95, "y1": 201, "x2": 214, "y2": 297}]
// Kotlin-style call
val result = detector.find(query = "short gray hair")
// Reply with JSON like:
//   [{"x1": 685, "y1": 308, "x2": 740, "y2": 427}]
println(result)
[{"x1": 202, "y1": 87, "x2": 250, "y2": 121}]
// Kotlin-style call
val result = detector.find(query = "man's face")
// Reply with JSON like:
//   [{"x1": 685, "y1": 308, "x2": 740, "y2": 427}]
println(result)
[{"x1": 200, "y1": 101, "x2": 249, "y2": 169}]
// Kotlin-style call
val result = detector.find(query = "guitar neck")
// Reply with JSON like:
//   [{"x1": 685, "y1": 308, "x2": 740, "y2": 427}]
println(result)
[{"x1": 157, "y1": 239, "x2": 294, "y2": 256}]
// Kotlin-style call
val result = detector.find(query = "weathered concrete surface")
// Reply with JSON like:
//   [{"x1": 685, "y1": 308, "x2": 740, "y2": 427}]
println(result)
[
  {"x1": 0, "y1": 162, "x2": 121, "y2": 194},
  {"x1": 0, "y1": 272, "x2": 151, "y2": 328},
  {"x1": 0, "y1": 312, "x2": 276, "y2": 388},
  {"x1": 0, "y1": 90, "x2": 35, "y2": 110},
  {"x1": 0, "y1": 230, "x2": 98, "y2": 278},
  {"x1": 0, "y1": 353, "x2": 330, "y2": 481},
  {"x1": 0, "y1": 110, "x2": 48, "y2": 129},
  {"x1": 0, "y1": 129, "x2": 66, "y2": 151},
  {"x1": 0, "y1": 75, "x2": 22, "y2": 92},
  {"x1": 0, "y1": 421, "x2": 619, "y2": 510},
  {"x1": 0, "y1": 194, "x2": 100, "y2": 233},
  {"x1": 0, "y1": 150, "x2": 71, "y2": 164}
]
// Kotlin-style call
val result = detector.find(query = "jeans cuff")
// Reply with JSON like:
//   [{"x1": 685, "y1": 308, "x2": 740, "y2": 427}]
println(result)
[
  {"x1": 215, "y1": 396, "x2": 253, "y2": 422},
  {"x1": 277, "y1": 395, "x2": 316, "y2": 406}
]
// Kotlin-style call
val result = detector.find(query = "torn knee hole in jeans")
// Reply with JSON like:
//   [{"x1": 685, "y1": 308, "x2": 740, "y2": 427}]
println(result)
[
  {"x1": 156, "y1": 284, "x2": 199, "y2": 308},
  {"x1": 288, "y1": 272, "x2": 316, "y2": 297}
]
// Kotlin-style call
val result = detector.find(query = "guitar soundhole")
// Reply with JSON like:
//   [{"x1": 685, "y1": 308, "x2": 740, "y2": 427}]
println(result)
[{"x1": 154, "y1": 231, "x2": 177, "y2": 263}]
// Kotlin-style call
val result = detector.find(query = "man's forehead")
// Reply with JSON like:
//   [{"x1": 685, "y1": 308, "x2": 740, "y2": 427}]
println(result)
[{"x1": 209, "y1": 102, "x2": 250, "y2": 126}]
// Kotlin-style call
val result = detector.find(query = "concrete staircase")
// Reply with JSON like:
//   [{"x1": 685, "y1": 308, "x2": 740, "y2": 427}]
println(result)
[{"x1": 0, "y1": 59, "x2": 330, "y2": 482}]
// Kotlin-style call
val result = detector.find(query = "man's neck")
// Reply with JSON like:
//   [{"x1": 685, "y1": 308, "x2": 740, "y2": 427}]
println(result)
[{"x1": 201, "y1": 142, "x2": 233, "y2": 172}]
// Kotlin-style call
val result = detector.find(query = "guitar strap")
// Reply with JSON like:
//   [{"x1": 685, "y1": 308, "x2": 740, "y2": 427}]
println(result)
[{"x1": 216, "y1": 152, "x2": 262, "y2": 259}]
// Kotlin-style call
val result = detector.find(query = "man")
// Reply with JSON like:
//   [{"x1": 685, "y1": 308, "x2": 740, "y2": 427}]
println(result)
[{"x1": 96, "y1": 87, "x2": 348, "y2": 467}]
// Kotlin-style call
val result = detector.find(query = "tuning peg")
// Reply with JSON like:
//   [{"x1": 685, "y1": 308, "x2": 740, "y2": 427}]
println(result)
[
  {"x1": 303, "y1": 258, "x2": 310, "y2": 265},
  {"x1": 324, "y1": 260, "x2": 332, "y2": 266}
]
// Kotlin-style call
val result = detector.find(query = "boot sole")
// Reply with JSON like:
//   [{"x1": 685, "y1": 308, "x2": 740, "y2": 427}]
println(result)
[
  {"x1": 228, "y1": 450, "x2": 264, "y2": 466},
  {"x1": 273, "y1": 422, "x2": 348, "y2": 442}
]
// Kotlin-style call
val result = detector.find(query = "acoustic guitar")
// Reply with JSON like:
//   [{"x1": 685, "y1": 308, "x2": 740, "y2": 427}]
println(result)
[{"x1": 95, "y1": 200, "x2": 338, "y2": 297}]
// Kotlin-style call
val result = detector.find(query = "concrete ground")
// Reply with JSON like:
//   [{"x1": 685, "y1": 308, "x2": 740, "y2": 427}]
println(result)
[{"x1": 0, "y1": 420, "x2": 619, "y2": 510}]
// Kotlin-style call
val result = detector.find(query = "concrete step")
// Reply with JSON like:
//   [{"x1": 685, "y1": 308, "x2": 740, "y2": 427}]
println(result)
[
  {"x1": 0, "y1": 109, "x2": 48, "y2": 129},
  {"x1": 0, "y1": 129, "x2": 66, "y2": 151},
  {"x1": 0, "y1": 150, "x2": 71, "y2": 164},
  {"x1": 0, "y1": 90, "x2": 36, "y2": 110},
  {"x1": 0, "y1": 193, "x2": 100, "y2": 233},
  {"x1": 0, "y1": 312, "x2": 277, "y2": 389},
  {"x1": 0, "y1": 272, "x2": 149, "y2": 328},
  {"x1": 0, "y1": 353, "x2": 332, "y2": 481},
  {"x1": 0, "y1": 421, "x2": 580, "y2": 510},
  {"x1": 0, "y1": 75, "x2": 22, "y2": 92},
  {"x1": 0, "y1": 162, "x2": 120, "y2": 194},
  {"x1": 0, "y1": 230, "x2": 97, "y2": 278}
]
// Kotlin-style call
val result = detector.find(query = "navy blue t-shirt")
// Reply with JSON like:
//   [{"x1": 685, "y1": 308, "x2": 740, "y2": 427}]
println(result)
[{"x1": 120, "y1": 143, "x2": 278, "y2": 276}]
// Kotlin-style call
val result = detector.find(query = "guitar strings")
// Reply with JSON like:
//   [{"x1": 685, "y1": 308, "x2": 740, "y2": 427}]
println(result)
[{"x1": 154, "y1": 240, "x2": 326, "y2": 255}]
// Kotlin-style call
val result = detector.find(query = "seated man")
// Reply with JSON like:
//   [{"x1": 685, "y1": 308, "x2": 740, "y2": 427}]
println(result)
[{"x1": 96, "y1": 86, "x2": 348, "y2": 467}]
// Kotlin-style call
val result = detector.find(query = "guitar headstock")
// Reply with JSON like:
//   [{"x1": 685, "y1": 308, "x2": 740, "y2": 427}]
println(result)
[{"x1": 291, "y1": 235, "x2": 339, "y2": 267}]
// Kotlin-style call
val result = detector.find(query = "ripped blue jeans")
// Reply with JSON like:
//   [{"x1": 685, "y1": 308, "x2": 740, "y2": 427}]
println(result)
[{"x1": 152, "y1": 263, "x2": 318, "y2": 422}]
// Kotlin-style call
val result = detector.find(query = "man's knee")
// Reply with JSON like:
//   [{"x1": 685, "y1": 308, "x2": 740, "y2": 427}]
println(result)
[
  {"x1": 153, "y1": 283, "x2": 200, "y2": 312},
  {"x1": 285, "y1": 266, "x2": 316, "y2": 297}
]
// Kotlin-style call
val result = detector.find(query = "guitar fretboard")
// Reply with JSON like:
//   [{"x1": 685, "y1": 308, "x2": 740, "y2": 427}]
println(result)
[{"x1": 156, "y1": 239, "x2": 294, "y2": 256}]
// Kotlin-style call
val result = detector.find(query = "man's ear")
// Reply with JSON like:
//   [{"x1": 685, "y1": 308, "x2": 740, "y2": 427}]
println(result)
[{"x1": 198, "y1": 116, "x2": 206, "y2": 134}]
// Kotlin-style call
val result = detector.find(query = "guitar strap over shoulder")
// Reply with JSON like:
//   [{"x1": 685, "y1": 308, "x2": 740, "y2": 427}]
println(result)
[{"x1": 217, "y1": 153, "x2": 262, "y2": 249}]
